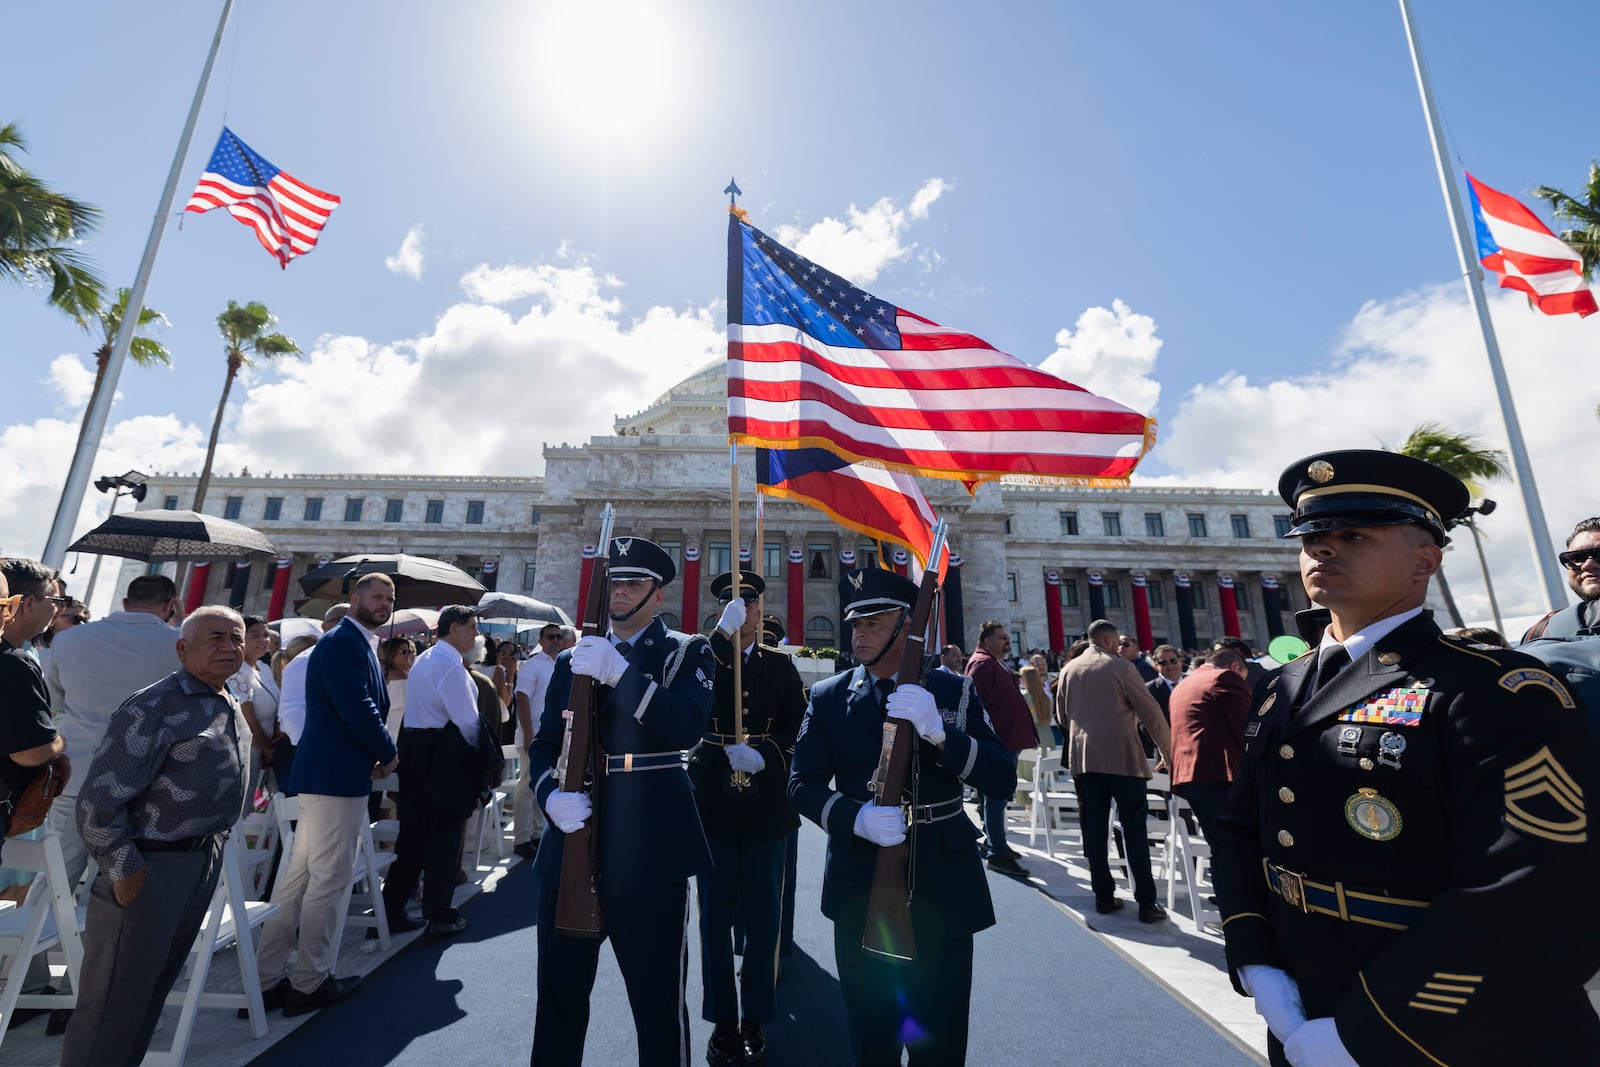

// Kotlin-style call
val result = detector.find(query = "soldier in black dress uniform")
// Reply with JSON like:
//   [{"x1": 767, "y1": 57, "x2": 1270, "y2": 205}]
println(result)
[
  {"x1": 1216, "y1": 450, "x2": 1600, "y2": 1066},
  {"x1": 789, "y1": 568, "x2": 1014, "y2": 1067},
  {"x1": 527, "y1": 537, "x2": 716, "y2": 1067},
  {"x1": 691, "y1": 570, "x2": 806, "y2": 1066}
]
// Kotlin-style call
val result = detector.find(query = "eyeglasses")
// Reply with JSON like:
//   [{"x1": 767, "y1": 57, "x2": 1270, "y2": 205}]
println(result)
[
  {"x1": 717, "y1": 594, "x2": 760, "y2": 605},
  {"x1": 1559, "y1": 548, "x2": 1600, "y2": 572},
  {"x1": 1118, "y1": 640, "x2": 1134, "y2": 648},
  {"x1": 60, "y1": 615, "x2": 87, "y2": 626},
  {"x1": 1155, "y1": 657, "x2": 1181, "y2": 666},
  {"x1": 33, "y1": 594, "x2": 69, "y2": 607}
]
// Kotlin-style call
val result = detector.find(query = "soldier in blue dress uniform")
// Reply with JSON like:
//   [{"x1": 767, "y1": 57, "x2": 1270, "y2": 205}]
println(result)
[
  {"x1": 692, "y1": 570, "x2": 807, "y2": 1066},
  {"x1": 788, "y1": 568, "x2": 1014, "y2": 1067},
  {"x1": 1217, "y1": 450, "x2": 1600, "y2": 1067},
  {"x1": 527, "y1": 536, "x2": 716, "y2": 1067}
]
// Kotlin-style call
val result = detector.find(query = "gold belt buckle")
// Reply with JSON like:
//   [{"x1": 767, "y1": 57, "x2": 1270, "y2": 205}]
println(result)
[{"x1": 1274, "y1": 865, "x2": 1309, "y2": 913}]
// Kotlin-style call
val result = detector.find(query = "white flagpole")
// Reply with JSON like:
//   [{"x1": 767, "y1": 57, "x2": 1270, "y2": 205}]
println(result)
[
  {"x1": 41, "y1": 0, "x2": 237, "y2": 569},
  {"x1": 1397, "y1": 0, "x2": 1567, "y2": 611}
]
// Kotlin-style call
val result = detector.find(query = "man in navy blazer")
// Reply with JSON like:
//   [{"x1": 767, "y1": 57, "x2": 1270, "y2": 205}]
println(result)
[
  {"x1": 255, "y1": 573, "x2": 399, "y2": 1017},
  {"x1": 527, "y1": 536, "x2": 715, "y2": 1067}
]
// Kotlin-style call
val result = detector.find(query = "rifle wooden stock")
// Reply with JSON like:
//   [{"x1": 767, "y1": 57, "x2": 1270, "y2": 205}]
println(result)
[
  {"x1": 555, "y1": 532, "x2": 612, "y2": 936},
  {"x1": 861, "y1": 566, "x2": 940, "y2": 962}
]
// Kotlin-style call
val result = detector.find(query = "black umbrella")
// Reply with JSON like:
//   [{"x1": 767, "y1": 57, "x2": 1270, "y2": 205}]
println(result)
[
  {"x1": 67, "y1": 509, "x2": 276, "y2": 562},
  {"x1": 296, "y1": 553, "x2": 486, "y2": 610}
]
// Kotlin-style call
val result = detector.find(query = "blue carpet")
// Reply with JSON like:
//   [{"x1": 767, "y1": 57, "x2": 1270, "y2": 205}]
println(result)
[{"x1": 251, "y1": 824, "x2": 1252, "y2": 1065}]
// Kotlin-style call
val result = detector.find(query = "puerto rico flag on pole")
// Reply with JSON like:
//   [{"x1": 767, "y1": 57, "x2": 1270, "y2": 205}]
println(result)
[
  {"x1": 726, "y1": 214, "x2": 1155, "y2": 489},
  {"x1": 185, "y1": 128, "x2": 341, "y2": 268},
  {"x1": 1465, "y1": 172, "x2": 1596, "y2": 317},
  {"x1": 756, "y1": 447, "x2": 943, "y2": 575}
]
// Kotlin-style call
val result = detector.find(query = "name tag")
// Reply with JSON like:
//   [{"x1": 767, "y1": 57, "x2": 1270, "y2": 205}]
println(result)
[{"x1": 1335, "y1": 686, "x2": 1431, "y2": 728}]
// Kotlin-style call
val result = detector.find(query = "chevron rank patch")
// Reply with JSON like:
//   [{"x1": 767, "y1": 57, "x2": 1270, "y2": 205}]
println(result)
[
  {"x1": 696, "y1": 667, "x2": 714, "y2": 691},
  {"x1": 1504, "y1": 746, "x2": 1587, "y2": 844},
  {"x1": 1498, "y1": 667, "x2": 1577, "y2": 709},
  {"x1": 1335, "y1": 686, "x2": 1432, "y2": 727}
]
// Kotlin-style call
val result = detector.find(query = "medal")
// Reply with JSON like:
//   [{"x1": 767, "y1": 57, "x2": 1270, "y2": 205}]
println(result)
[
  {"x1": 1377, "y1": 731, "x2": 1406, "y2": 771},
  {"x1": 1345, "y1": 788, "x2": 1402, "y2": 841}
]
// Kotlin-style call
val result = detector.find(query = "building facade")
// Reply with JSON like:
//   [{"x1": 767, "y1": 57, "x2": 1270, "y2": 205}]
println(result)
[{"x1": 119, "y1": 362, "x2": 1321, "y2": 654}]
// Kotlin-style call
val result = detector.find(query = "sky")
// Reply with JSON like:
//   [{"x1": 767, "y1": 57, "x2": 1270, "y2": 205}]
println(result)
[{"x1": 5, "y1": 0, "x2": 1597, "y2": 626}]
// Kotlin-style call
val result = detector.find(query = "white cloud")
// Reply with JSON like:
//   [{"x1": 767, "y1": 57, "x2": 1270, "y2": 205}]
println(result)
[
  {"x1": 771, "y1": 178, "x2": 950, "y2": 286},
  {"x1": 1038, "y1": 299, "x2": 1163, "y2": 416},
  {"x1": 385, "y1": 224, "x2": 426, "y2": 280},
  {"x1": 46, "y1": 353, "x2": 97, "y2": 411}
]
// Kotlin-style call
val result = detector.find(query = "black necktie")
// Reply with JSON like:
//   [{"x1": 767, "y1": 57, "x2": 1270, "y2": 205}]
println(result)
[
  {"x1": 615, "y1": 640, "x2": 632, "y2": 659},
  {"x1": 1310, "y1": 644, "x2": 1350, "y2": 697},
  {"x1": 875, "y1": 678, "x2": 895, "y2": 709}
]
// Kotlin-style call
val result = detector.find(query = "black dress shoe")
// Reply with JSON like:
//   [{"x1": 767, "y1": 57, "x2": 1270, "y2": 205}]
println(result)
[
  {"x1": 425, "y1": 915, "x2": 468, "y2": 941},
  {"x1": 741, "y1": 1020, "x2": 769, "y2": 1065},
  {"x1": 45, "y1": 1008, "x2": 72, "y2": 1036},
  {"x1": 706, "y1": 1022, "x2": 741, "y2": 1066},
  {"x1": 386, "y1": 911, "x2": 425, "y2": 934},
  {"x1": 238, "y1": 978, "x2": 291, "y2": 1018},
  {"x1": 282, "y1": 974, "x2": 362, "y2": 1017},
  {"x1": 986, "y1": 852, "x2": 1029, "y2": 877},
  {"x1": 1094, "y1": 896, "x2": 1125, "y2": 914},
  {"x1": 1138, "y1": 902, "x2": 1169, "y2": 924}
]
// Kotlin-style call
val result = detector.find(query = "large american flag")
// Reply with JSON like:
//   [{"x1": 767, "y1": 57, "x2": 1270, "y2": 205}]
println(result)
[
  {"x1": 185, "y1": 128, "x2": 340, "y2": 269},
  {"x1": 726, "y1": 215, "x2": 1155, "y2": 487}
]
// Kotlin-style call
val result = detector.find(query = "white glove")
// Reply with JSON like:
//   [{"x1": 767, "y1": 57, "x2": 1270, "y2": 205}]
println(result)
[
  {"x1": 726, "y1": 742, "x2": 765, "y2": 774},
  {"x1": 545, "y1": 790, "x2": 592, "y2": 834},
  {"x1": 571, "y1": 636, "x2": 628, "y2": 686},
  {"x1": 716, "y1": 597, "x2": 747, "y2": 635},
  {"x1": 885, "y1": 684, "x2": 946, "y2": 746},
  {"x1": 853, "y1": 801, "x2": 907, "y2": 847},
  {"x1": 1283, "y1": 1018, "x2": 1359, "y2": 1067},
  {"x1": 1240, "y1": 965, "x2": 1308, "y2": 1045}
]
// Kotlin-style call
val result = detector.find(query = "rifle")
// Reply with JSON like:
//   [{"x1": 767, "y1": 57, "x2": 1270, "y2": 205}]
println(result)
[
  {"x1": 554, "y1": 503, "x2": 615, "y2": 936},
  {"x1": 862, "y1": 521, "x2": 947, "y2": 963}
]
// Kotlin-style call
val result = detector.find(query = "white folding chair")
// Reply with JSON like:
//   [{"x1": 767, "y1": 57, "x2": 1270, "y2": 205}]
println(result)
[
  {"x1": 1165, "y1": 794, "x2": 1221, "y2": 929},
  {"x1": 0, "y1": 832, "x2": 85, "y2": 1047},
  {"x1": 270, "y1": 794, "x2": 396, "y2": 955},
  {"x1": 1027, "y1": 754, "x2": 1078, "y2": 858},
  {"x1": 236, "y1": 792, "x2": 280, "y2": 900}
]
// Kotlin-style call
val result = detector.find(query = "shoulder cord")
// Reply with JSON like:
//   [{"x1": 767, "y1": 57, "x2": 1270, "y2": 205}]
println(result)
[{"x1": 663, "y1": 634, "x2": 697, "y2": 689}]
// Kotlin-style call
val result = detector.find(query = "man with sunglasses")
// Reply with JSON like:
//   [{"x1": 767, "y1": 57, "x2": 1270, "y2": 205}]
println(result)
[
  {"x1": 509, "y1": 623, "x2": 563, "y2": 858},
  {"x1": 1520, "y1": 518, "x2": 1600, "y2": 736},
  {"x1": 0, "y1": 559, "x2": 68, "y2": 857}
]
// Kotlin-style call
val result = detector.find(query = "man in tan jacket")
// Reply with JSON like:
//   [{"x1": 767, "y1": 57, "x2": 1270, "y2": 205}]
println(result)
[{"x1": 1054, "y1": 619, "x2": 1173, "y2": 922}]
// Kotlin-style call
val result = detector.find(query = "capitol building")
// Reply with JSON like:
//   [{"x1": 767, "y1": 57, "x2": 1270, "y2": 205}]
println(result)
[{"x1": 119, "y1": 362, "x2": 1311, "y2": 654}]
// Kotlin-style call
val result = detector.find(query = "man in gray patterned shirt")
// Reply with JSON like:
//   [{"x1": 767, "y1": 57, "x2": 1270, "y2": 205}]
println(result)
[{"x1": 62, "y1": 605, "x2": 251, "y2": 1067}]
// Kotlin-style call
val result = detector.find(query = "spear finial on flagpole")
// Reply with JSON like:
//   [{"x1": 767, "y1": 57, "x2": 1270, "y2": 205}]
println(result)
[{"x1": 725, "y1": 177, "x2": 747, "y2": 221}]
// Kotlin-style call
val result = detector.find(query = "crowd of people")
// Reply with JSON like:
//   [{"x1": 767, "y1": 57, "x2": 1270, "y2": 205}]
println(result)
[{"x1": 2, "y1": 446, "x2": 1599, "y2": 1066}]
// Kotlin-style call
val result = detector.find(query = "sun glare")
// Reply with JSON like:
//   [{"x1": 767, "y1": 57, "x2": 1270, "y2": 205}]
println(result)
[{"x1": 511, "y1": 0, "x2": 702, "y2": 159}]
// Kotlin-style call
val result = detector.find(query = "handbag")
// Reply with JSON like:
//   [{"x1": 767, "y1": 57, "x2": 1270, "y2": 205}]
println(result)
[{"x1": 4, "y1": 758, "x2": 70, "y2": 838}]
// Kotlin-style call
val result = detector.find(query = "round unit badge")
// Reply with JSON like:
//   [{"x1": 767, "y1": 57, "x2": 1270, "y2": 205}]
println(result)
[
  {"x1": 1345, "y1": 788, "x2": 1402, "y2": 841},
  {"x1": 1308, "y1": 460, "x2": 1336, "y2": 483}
]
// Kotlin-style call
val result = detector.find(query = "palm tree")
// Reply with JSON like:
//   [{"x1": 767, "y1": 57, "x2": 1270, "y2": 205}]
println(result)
[
  {"x1": 191, "y1": 301, "x2": 300, "y2": 514},
  {"x1": 69, "y1": 287, "x2": 171, "y2": 459},
  {"x1": 1534, "y1": 162, "x2": 1600, "y2": 278},
  {"x1": 0, "y1": 122, "x2": 105, "y2": 324},
  {"x1": 1392, "y1": 422, "x2": 1510, "y2": 628}
]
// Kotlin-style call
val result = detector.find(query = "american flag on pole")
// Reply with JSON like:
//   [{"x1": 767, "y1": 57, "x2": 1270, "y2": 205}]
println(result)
[
  {"x1": 756, "y1": 447, "x2": 943, "y2": 574},
  {"x1": 185, "y1": 128, "x2": 341, "y2": 268},
  {"x1": 1466, "y1": 173, "x2": 1596, "y2": 317},
  {"x1": 727, "y1": 214, "x2": 1155, "y2": 487}
]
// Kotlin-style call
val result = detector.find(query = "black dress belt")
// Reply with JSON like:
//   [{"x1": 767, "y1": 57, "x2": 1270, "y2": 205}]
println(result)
[{"x1": 135, "y1": 831, "x2": 226, "y2": 853}]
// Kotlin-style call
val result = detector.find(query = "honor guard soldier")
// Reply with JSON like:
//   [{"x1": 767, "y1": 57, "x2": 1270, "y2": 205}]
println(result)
[
  {"x1": 527, "y1": 536, "x2": 716, "y2": 1067},
  {"x1": 1216, "y1": 450, "x2": 1600, "y2": 1067},
  {"x1": 692, "y1": 570, "x2": 807, "y2": 1066},
  {"x1": 788, "y1": 568, "x2": 1014, "y2": 1066}
]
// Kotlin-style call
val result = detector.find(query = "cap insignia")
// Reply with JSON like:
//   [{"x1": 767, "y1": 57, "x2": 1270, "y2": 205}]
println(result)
[
  {"x1": 1308, "y1": 460, "x2": 1336, "y2": 484},
  {"x1": 614, "y1": 538, "x2": 632, "y2": 556},
  {"x1": 848, "y1": 571, "x2": 865, "y2": 591}
]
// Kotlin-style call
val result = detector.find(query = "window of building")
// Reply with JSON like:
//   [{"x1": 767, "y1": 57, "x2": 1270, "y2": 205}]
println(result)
[
  {"x1": 659, "y1": 541, "x2": 682, "y2": 571},
  {"x1": 1188, "y1": 513, "x2": 1208, "y2": 538},
  {"x1": 530, "y1": 507, "x2": 541, "y2": 525},
  {"x1": 1147, "y1": 580, "x2": 1165, "y2": 609},
  {"x1": 659, "y1": 612, "x2": 680, "y2": 631},
  {"x1": 805, "y1": 615, "x2": 836, "y2": 648},
  {"x1": 1061, "y1": 578, "x2": 1079, "y2": 608},
  {"x1": 1102, "y1": 512, "x2": 1122, "y2": 537},
  {"x1": 222, "y1": 496, "x2": 242, "y2": 520},
  {"x1": 163, "y1": 495, "x2": 179, "y2": 511},
  {"x1": 703, "y1": 612, "x2": 722, "y2": 632},
  {"x1": 1003, "y1": 518, "x2": 1013, "y2": 535},
  {"x1": 1230, "y1": 514, "x2": 1250, "y2": 538},
  {"x1": 709, "y1": 542, "x2": 731, "y2": 575},
  {"x1": 764, "y1": 541, "x2": 782, "y2": 579},
  {"x1": 1191, "y1": 582, "x2": 1209, "y2": 608},
  {"x1": 466, "y1": 500, "x2": 485, "y2": 524},
  {"x1": 808, "y1": 543, "x2": 832, "y2": 579},
  {"x1": 146, "y1": 561, "x2": 165, "y2": 575},
  {"x1": 522, "y1": 562, "x2": 537, "y2": 590},
  {"x1": 1274, "y1": 515, "x2": 1293, "y2": 538},
  {"x1": 425, "y1": 499, "x2": 444, "y2": 524},
  {"x1": 1234, "y1": 583, "x2": 1251, "y2": 610},
  {"x1": 385, "y1": 498, "x2": 404, "y2": 522},
  {"x1": 1006, "y1": 572, "x2": 1018, "y2": 602},
  {"x1": 262, "y1": 565, "x2": 278, "y2": 591},
  {"x1": 343, "y1": 498, "x2": 364, "y2": 523},
  {"x1": 263, "y1": 496, "x2": 283, "y2": 521},
  {"x1": 857, "y1": 546, "x2": 878, "y2": 571},
  {"x1": 1059, "y1": 510, "x2": 1079, "y2": 536},
  {"x1": 1105, "y1": 580, "x2": 1122, "y2": 608},
  {"x1": 1144, "y1": 512, "x2": 1164, "y2": 537},
  {"x1": 303, "y1": 497, "x2": 323, "y2": 521}
]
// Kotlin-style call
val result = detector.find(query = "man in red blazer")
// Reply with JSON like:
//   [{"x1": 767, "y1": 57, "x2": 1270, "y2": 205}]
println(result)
[
  {"x1": 964, "y1": 620, "x2": 1040, "y2": 877},
  {"x1": 1167, "y1": 647, "x2": 1252, "y2": 907}
]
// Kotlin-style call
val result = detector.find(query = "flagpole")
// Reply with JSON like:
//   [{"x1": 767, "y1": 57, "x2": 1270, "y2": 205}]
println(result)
[
  {"x1": 40, "y1": 0, "x2": 237, "y2": 569},
  {"x1": 1398, "y1": 0, "x2": 1567, "y2": 611},
  {"x1": 729, "y1": 444, "x2": 750, "y2": 791}
]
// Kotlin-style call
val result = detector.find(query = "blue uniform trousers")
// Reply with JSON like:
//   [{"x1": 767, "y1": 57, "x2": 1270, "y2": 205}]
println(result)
[
  {"x1": 531, "y1": 880, "x2": 691, "y2": 1067},
  {"x1": 696, "y1": 833, "x2": 785, "y2": 1024},
  {"x1": 831, "y1": 906, "x2": 974, "y2": 1067}
]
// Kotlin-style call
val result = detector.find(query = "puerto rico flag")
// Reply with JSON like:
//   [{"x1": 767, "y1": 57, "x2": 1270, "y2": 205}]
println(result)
[{"x1": 1465, "y1": 173, "x2": 1596, "y2": 317}]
